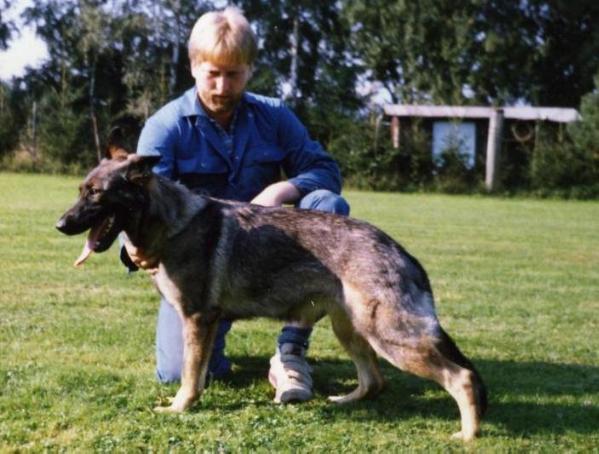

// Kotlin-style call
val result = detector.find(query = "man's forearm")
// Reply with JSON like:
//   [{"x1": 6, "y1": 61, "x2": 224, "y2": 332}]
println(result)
[{"x1": 250, "y1": 181, "x2": 301, "y2": 207}]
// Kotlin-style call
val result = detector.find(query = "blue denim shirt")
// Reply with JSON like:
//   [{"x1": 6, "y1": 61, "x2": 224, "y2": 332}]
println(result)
[{"x1": 137, "y1": 87, "x2": 342, "y2": 202}]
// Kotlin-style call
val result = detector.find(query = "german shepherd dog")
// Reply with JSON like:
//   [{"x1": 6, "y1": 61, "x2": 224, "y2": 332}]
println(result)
[{"x1": 56, "y1": 154, "x2": 487, "y2": 441}]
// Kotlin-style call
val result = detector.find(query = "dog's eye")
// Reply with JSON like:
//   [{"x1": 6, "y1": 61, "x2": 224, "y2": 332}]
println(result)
[{"x1": 88, "y1": 187, "x2": 102, "y2": 196}]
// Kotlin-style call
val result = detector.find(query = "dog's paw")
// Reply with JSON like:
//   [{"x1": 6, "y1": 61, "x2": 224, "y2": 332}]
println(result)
[
  {"x1": 327, "y1": 393, "x2": 357, "y2": 404},
  {"x1": 327, "y1": 387, "x2": 366, "y2": 404},
  {"x1": 153, "y1": 396, "x2": 185, "y2": 413},
  {"x1": 451, "y1": 430, "x2": 477, "y2": 442},
  {"x1": 153, "y1": 404, "x2": 182, "y2": 414},
  {"x1": 153, "y1": 393, "x2": 197, "y2": 413}
]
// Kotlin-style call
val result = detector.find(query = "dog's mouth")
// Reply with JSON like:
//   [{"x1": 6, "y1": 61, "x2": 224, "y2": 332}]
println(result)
[{"x1": 74, "y1": 214, "x2": 120, "y2": 266}]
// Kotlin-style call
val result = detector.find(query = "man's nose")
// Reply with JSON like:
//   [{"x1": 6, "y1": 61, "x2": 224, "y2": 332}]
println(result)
[{"x1": 215, "y1": 76, "x2": 231, "y2": 94}]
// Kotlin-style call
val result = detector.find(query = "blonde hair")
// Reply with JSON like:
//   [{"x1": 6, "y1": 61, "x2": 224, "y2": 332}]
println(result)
[{"x1": 188, "y1": 7, "x2": 257, "y2": 67}]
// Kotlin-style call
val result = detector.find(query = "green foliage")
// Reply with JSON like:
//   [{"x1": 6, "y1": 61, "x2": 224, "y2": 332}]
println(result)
[
  {"x1": 36, "y1": 84, "x2": 93, "y2": 168},
  {"x1": 2, "y1": 173, "x2": 599, "y2": 450},
  {"x1": 329, "y1": 117, "x2": 482, "y2": 193},
  {"x1": 344, "y1": 0, "x2": 481, "y2": 104},
  {"x1": 239, "y1": 0, "x2": 361, "y2": 117},
  {"x1": 0, "y1": 81, "x2": 22, "y2": 155},
  {"x1": 343, "y1": 0, "x2": 599, "y2": 106},
  {"x1": 566, "y1": 75, "x2": 599, "y2": 196},
  {"x1": 433, "y1": 145, "x2": 480, "y2": 194},
  {"x1": 527, "y1": 75, "x2": 599, "y2": 198}
]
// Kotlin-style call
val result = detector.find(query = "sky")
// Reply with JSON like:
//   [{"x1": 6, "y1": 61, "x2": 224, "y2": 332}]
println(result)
[{"x1": 0, "y1": 0, "x2": 48, "y2": 81}]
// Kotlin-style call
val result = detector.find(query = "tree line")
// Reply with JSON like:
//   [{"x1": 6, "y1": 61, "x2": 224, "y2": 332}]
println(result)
[{"x1": 1, "y1": 0, "x2": 598, "y2": 196}]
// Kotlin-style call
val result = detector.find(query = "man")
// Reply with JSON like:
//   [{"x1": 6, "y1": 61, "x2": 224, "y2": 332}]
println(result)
[{"x1": 133, "y1": 7, "x2": 349, "y2": 404}]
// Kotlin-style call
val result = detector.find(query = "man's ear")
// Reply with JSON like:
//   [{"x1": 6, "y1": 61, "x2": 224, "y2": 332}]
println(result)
[
  {"x1": 125, "y1": 154, "x2": 161, "y2": 185},
  {"x1": 191, "y1": 61, "x2": 201, "y2": 80}
]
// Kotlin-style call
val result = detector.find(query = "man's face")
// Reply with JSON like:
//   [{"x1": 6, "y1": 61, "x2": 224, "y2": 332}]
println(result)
[{"x1": 192, "y1": 61, "x2": 251, "y2": 117}]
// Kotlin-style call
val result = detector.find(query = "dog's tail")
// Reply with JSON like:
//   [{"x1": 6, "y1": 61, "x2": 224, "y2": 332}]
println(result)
[{"x1": 435, "y1": 327, "x2": 488, "y2": 417}]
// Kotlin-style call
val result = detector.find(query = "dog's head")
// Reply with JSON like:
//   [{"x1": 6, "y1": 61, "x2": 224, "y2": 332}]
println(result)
[{"x1": 56, "y1": 154, "x2": 161, "y2": 266}]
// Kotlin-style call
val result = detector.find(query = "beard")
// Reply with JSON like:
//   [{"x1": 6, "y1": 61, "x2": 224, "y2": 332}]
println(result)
[{"x1": 203, "y1": 92, "x2": 243, "y2": 115}]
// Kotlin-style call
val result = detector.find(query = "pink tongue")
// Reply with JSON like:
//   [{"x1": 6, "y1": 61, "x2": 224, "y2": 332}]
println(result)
[
  {"x1": 74, "y1": 240, "x2": 93, "y2": 267},
  {"x1": 74, "y1": 224, "x2": 103, "y2": 267},
  {"x1": 72, "y1": 217, "x2": 113, "y2": 267}
]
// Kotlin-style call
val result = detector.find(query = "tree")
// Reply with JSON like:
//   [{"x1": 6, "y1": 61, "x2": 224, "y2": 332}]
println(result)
[
  {"x1": 0, "y1": 80, "x2": 23, "y2": 156},
  {"x1": 475, "y1": 0, "x2": 599, "y2": 107},
  {"x1": 23, "y1": 0, "x2": 120, "y2": 162},
  {"x1": 19, "y1": 0, "x2": 211, "y2": 166},
  {"x1": 566, "y1": 72, "x2": 599, "y2": 188},
  {"x1": 344, "y1": 0, "x2": 599, "y2": 107},
  {"x1": 0, "y1": 0, "x2": 14, "y2": 49},
  {"x1": 237, "y1": 0, "x2": 363, "y2": 146},
  {"x1": 117, "y1": 0, "x2": 210, "y2": 120},
  {"x1": 343, "y1": 0, "x2": 482, "y2": 104}
]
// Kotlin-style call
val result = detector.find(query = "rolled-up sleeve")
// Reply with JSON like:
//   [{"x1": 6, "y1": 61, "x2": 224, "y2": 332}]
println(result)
[
  {"x1": 136, "y1": 116, "x2": 178, "y2": 179},
  {"x1": 277, "y1": 106, "x2": 342, "y2": 196}
]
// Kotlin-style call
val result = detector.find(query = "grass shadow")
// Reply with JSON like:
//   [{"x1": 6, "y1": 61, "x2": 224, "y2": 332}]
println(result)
[
  {"x1": 475, "y1": 359, "x2": 599, "y2": 436},
  {"x1": 220, "y1": 355, "x2": 599, "y2": 436}
]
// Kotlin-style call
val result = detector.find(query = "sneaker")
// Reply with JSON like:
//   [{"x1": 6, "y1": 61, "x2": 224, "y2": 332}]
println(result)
[{"x1": 268, "y1": 343, "x2": 313, "y2": 403}]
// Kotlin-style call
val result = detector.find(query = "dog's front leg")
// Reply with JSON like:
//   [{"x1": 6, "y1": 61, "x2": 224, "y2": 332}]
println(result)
[{"x1": 154, "y1": 313, "x2": 218, "y2": 413}]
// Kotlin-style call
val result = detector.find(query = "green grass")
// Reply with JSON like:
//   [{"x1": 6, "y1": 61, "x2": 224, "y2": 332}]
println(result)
[{"x1": 1, "y1": 172, "x2": 598, "y2": 451}]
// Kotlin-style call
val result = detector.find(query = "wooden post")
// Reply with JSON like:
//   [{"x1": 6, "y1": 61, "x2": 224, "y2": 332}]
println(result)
[
  {"x1": 391, "y1": 116, "x2": 400, "y2": 149},
  {"x1": 485, "y1": 108, "x2": 504, "y2": 191}
]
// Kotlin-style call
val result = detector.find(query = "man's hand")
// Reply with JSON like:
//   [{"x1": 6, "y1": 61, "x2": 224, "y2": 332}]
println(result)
[
  {"x1": 124, "y1": 238, "x2": 159, "y2": 270},
  {"x1": 251, "y1": 181, "x2": 301, "y2": 207}
]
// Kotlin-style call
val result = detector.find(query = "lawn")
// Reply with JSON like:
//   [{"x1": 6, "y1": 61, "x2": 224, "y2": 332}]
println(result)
[{"x1": 1, "y1": 172, "x2": 598, "y2": 451}]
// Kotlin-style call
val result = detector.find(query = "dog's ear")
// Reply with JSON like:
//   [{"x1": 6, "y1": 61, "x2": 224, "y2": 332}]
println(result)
[
  {"x1": 125, "y1": 154, "x2": 161, "y2": 185},
  {"x1": 105, "y1": 126, "x2": 133, "y2": 160}
]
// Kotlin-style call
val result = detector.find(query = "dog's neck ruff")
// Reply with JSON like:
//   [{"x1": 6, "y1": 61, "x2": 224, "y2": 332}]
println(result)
[{"x1": 144, "y1": 176, "x2": 207, "y2": 239}]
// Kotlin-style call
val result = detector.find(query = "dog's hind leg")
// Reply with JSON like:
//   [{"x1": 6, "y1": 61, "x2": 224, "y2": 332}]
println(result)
[
  {"x1": 155, "y1": 313, "x2": 218, "y2": 413},
  {"x1": 368, "y1": 321, "x2": 486, "y2": 441},
  {"x1": 433, "y1": 327, "x2": 487, "y2": 441},
  {"x1": 327, "y1": 307, "x2": 385, "y2": 404}
]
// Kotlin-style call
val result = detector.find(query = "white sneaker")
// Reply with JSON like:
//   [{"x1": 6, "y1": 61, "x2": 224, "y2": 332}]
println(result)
[{"x1": 268, "y1": 343, "x2": 313, "y2": 403}]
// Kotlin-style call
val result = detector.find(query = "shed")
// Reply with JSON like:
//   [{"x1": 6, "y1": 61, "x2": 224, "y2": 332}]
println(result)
[{"x1": 383, "y1": 105, "x2": 580, "y2": 190}]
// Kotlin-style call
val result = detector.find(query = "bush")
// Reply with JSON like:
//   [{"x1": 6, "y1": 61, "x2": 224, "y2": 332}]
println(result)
[
  {"x1": 433, "y1": 145, "x2": 481, "y2": 193},
  {"x1": 528, "y1": 84, "x2": 599, "y2": 199},
  {"x1": 328, "y1": 117, "x2": 412, "y2": 191},
  {"x1": 328, "y1": 116, "x2": 484, "y2": 193}
]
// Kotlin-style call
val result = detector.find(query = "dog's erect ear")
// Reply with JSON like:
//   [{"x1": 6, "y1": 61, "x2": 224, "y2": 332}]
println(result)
[
  {"x1": 104, "y1": 116, "x2": 142, "y2": 160},
  {"x1": 125, "y1": 154, "x2": 161, "y2": 185},
  {"x1": 105, "y1": 126, "x2": 134, "y2": 160}
]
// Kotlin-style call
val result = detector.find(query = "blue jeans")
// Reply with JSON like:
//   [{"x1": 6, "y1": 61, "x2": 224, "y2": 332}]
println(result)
[{"x1": 155, "y1": 190, "x2": 350, "y2": 383}]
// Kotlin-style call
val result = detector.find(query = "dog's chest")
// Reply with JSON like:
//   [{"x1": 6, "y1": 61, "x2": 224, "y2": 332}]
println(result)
[{"x1": 152, "y1": 266, "x2": 184, "y2": 308}]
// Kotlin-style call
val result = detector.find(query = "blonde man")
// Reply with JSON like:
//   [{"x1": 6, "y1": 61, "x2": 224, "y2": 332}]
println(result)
[{"x1": 136, "y1": 7, "x2": 349, "y2": 403}]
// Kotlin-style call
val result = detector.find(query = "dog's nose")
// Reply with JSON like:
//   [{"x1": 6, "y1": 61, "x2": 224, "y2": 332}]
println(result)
[{"x1": 55, "y1": 217, "x2": 68, "y2": 233}]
